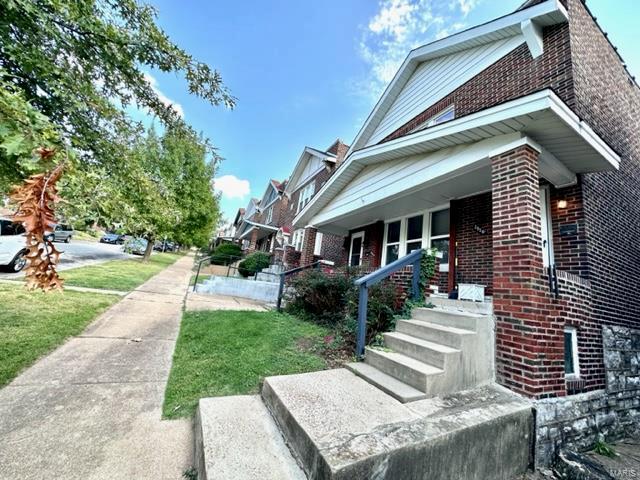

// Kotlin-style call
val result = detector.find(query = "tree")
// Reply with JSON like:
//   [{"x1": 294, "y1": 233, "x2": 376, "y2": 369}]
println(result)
[{"x1": 0, "y1": 0, "x2": 235, "y2": 173}]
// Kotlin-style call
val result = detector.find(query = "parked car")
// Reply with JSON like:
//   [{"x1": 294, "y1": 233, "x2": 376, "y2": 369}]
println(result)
[
  {"x1": 45, "y1": 224, "x2": 74, "y2": 243},
  {"x1": 0, "y1": 218, "x2": 27, "y2": 272},
  {"x1": 100, "y1": 232, "x2": 126, "y2": 245},
  {"x1": 123, "y1": 237, "x2": 148, "y2": 256},
  {"x1": 154, "y1": 240, "x2": 177, "y2": 252}
]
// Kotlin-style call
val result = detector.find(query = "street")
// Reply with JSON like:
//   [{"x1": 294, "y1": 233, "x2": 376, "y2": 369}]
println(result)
[{"x1": 0, "y1": 240, "x2": 133, "y2": 278}]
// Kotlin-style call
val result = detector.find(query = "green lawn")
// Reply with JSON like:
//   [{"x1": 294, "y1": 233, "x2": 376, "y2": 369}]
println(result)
[
  {"x1": 163, "y1": 310, "x2": 330, "y2": 418},
  {"x1": 63, "y1": 253, "x2": 182, "y2": 291},
  {"x1": 0, "y1": 284, "x2": 119, "y2": 387}
]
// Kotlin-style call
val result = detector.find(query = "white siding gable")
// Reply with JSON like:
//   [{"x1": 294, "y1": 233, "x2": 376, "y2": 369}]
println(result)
[
  {"x1": 364, "y1": 35, "x2": 526, "y2": 147},
  {"x1": 291, "y1": 155, "x2": 324, "y2": 192}
]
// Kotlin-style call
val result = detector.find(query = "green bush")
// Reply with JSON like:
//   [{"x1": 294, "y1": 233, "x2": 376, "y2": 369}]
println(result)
[
  {"x1": 237, "y1": 251, "x2": 271, "y2": 277},
  {"x1": 285, "y1": 269, "x2": 404, "y2": 346},
  {"x1": 210, "y1": 243, "x2": 242, "y2": 265},
  {"x1": 285, "y1": 270, "x2": 356, "y2": 327}
]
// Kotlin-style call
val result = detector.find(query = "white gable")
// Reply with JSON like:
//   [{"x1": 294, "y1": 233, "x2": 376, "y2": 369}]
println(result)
[
  {"x1": 364, "y1": 35, "x2": 526, "y2": 147},
  {"x1": 292, "y1": 155, "x2": 324, "y2": 192}
]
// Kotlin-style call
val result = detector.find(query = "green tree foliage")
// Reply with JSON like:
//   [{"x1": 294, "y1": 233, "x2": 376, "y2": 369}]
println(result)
[{"x1": 0, "y1": 0, "x2": 234, "y2": 169}]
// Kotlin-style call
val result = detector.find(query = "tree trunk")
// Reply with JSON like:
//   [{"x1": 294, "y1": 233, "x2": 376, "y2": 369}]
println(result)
[{"x1": 143, "y1": 236, "x2": 154, "y2": 262}]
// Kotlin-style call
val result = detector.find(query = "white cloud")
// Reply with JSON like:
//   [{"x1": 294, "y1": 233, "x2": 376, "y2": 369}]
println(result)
[
  {"x1": 214, "y1": 175, "x2": 250, "y2": 200},
  {"x1": 143, "y1": 72, "x2": 184, "y2": 118},
  {"x1": 355, "y1": 0, "x2": 481, "y2": 101}
]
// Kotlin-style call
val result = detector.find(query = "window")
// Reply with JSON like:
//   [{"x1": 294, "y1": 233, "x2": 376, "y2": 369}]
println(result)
[
  {"x1": 430, "y1": 209, "x2": 450, "y2": 272},
  {"x1": 564, "y1": 327, "x2": 580, "y2": 377},
  {"x1": 382, "y1": 208, "x2": 450, "y2": 268},
  {"x1": 349, "y1": 231, "x2": 365, "y2": 266},
  {"x1": 291, "y1": 229, "x2": 304, "y2": 251},
  {"x1": 297, "y1": 183, "x2": 315, "y2": 213},
  {"x1": 313, "y1": 232, "x2": 323, "y2": 256},
  {"x1": 427, "y1": 106, "x2": 455, "y2": 127},
  {"x1": 265, "y1": 206, "x2": 273, "y2": 224}
]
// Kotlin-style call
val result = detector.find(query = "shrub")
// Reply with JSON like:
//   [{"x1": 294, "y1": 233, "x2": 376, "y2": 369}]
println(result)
[
  {"x1": 285, "y1": 270, "x2": 356, "y2": 327},
  {"x1": 238, "y1": 251, "x2": 271, "y2": 277},
  {"x1": 286, "y1": 269, "x2": 405, "y2": 347},
  {"x1": 210, "y1": 243, "x2": 242, "y2": 265}
]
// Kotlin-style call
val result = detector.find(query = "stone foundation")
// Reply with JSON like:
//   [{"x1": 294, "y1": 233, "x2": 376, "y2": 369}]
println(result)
[{"x1": 534, "y1": 325, "x2": 640, "y2": 467}]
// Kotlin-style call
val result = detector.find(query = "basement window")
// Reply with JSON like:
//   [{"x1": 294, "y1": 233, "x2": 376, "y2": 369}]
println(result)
[{"x1": 564, "y1": 327, "x2": 580, "y2": 378}]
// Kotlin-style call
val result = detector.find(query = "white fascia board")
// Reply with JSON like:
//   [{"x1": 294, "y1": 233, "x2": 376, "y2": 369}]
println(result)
[
  {"x1": 285, "y1": 147, "x2": 336, "y2": 196},
  {"x1": 238, "y1": 226, "x2": 256, "y2": 240},
  {"x1": 539, "y1": 146, "x2": 577, "y2": 187},
  {"x1": 546, "y1": 93, "x2": 620, "y2": 170},
  {"x1": 347, "y1": 0, "x2": 568, "y2": 153}
]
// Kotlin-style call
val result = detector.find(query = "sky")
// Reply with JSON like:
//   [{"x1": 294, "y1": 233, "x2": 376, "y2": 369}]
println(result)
[{"x1": 144, "y1": 0, "x2": 640, "y2": 222}]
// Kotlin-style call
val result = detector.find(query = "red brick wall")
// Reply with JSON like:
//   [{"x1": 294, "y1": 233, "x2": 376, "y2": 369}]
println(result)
[
  {"x1": 451, "y1": 192, "x2": 493, "y2": 295},
  {"x1": 492, "y1": 145, "x2": 566, "y2": 398},
  {"x1": 349, "y1": 222, "x2": 384, "y2": 269},
  {"x1": 567, "y1": 0, "x2": 640, "y2": 331},
  {"x1": 381, "y1": 22, "x2": 574, "y2": 143}
]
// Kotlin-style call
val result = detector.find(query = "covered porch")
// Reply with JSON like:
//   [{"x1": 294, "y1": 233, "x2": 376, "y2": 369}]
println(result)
[{"x1": 236, "y1": 220, "x2": 279, "y2": 252}]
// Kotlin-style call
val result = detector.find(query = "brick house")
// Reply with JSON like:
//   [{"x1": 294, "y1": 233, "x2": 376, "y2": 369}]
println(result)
[
  {"x1": 234, "y1": 181, "x2": 286, "y2": 253},
  {"x1": 281, "y1": 139, "x2": 349, "y2": 267},
  {"x1": 293, "y1": 0, "x2": 640, "y2": 462}
]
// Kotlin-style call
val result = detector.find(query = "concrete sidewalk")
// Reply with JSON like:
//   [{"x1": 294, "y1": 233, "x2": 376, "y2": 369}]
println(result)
[{"x1": 0, "y1": 254, "x2": 195, "y2": 480}]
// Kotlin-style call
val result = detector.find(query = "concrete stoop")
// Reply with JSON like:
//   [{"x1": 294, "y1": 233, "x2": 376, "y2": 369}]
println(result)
[
  {"x1": 195, "y1": 369, "x2": 533, "y2": 480},
  {"x1": 347, "y1": 304, "x2": 495, "y2": 403}
]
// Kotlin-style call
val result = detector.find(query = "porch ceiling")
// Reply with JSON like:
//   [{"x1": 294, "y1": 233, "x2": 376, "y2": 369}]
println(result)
[{"x1": 295, "y1": 89, "x2": 620, "y2": 234}]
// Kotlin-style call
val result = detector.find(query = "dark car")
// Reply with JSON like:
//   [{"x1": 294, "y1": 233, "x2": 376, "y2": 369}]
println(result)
[
  {"x1": 100, "y1": 233, "x2": 126, "y2": 245},
  {"x1": 154, "y1": 240, "x2": 176, "y2": 252}
]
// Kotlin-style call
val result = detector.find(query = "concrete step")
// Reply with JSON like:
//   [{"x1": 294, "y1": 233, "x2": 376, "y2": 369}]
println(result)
[
  {"x1": 382, "y1": 331, "x2": 460, "y2": 368},
  {"x1": 396, "y1": 319, "x2": 475, "y2": 348},
  {"x1": 346, "y1": 362, "x2": 427, "y2": 403},
  {"x1": 255, "y1": 272, "x2": 281, "y2": 283},
  {"x1": 262, "y1": 369, "x2": 533, "y2": 480},
  {"x1": 364, "y1": 346, "x2": 444, "y2": 392},
  {"x1": 412, "y1": 307, "x2": 486, "y2": 331},
  {"x1": 428, "y1": 296, "x2": 493, "y2": 314},
  {"x1": 195, "y1": 395, "x2": 305, "y2": 480}
]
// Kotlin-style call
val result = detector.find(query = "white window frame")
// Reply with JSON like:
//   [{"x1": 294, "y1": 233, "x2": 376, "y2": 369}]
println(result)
[
  {"x1": 382, "y1": 205, "x2": 450, "y2": 267},
  {"x1": 349, "y1": 231, "x2": 365, "y2": 266},
  {"x1": 540, "y1": 185, "x2": 554, "y2": 267},
  {"x1": 564, "y1": 326, "x2": 580, "y2": 378},
  {"x1": 410, "y1": 106, "x2": 455, "y2": 134},
  {"x1": 291, "y1": 229, "x2": 304, "y2": 251},
  {"x1": 313, "y1": 232, "x2": 323, "y2": 256},
  {"x1": 265, "y1": 205, "x2": 273, "y2": 224},
  {"x1": 297, "y1": 182, "x2": 315, "y2": 214}
]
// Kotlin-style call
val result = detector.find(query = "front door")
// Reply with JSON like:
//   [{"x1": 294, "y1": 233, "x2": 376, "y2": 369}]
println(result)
[{"x1": 539, "y1": 186, "x2": 554, "y2": 267}]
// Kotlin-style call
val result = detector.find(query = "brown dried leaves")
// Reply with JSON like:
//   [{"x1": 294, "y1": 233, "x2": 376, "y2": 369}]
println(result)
[{"x1": 10, "y1": 162, "x2": 65, "y2": 291}]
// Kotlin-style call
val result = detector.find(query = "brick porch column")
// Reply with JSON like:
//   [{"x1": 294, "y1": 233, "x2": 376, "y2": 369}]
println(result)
[
  {"x1": 248, "y1": 229, "x2": 259, "y2": 252},
  {"x1": 300, "y1": 226, "x2": 317, "y2": 266},
  {"x1": 492, "y1": 142, "x2": 565, "y2": 398}
]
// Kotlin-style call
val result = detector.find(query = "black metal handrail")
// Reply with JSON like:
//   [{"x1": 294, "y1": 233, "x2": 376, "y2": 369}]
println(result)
[
  {"x1": 276, "y1": 259, "x2": 334, "y2": 311},
  {"x1": 354, "y1": 248, "x2": 423, "y2": 358}
]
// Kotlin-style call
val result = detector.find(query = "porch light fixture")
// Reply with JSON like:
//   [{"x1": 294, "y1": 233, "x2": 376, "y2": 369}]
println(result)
[{"x1": 558, "y1": 200, "x2": 568, "y2": 209}]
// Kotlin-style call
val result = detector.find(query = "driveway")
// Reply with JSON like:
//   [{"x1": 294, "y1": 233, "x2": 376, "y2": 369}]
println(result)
[
  {"x1": 0, "y1": 240, "x2": 132, "y2": 278},
  {"x1": 0, "y1": 254, "x2": 195, "y2": 479}
]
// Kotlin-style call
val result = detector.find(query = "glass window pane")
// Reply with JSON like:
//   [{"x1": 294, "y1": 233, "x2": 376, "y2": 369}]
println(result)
[
  {"x1": 431, "y1": 209, "x2": 449, "y2": 237},
  {"x1": 386, "y1": 221, "x2": 401, "y2": 244},
  {"x1": 407, "y1": 215, "x2": 423, "y2": 241},
  {"x1": 406, "y1": 241, "x2": 422, "y2": 254},
  {"x1": 386, "y1": 244, "x2": 399, "y2": 264},
  {"x1": 564, "y1": 331, "x2": 575, "y2": 374},
  {"x1": 430, "y1": 238, "x2": 449, "y2": 265}
]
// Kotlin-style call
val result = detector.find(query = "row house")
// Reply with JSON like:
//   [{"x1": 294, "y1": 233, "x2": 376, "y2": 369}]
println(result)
[
  {"x1": 233, "y1": 140, "x2": 350, "y2": 267},
  {"x1": 293, "y1": 0, "x2": 640, "y2": 464}
]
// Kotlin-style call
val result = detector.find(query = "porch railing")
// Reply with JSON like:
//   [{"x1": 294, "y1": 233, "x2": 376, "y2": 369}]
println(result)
[{"x1": 353, "y1": 248, "x2": 423, "y2": 358}]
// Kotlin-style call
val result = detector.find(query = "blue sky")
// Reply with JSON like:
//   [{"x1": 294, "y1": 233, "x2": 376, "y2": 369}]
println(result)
[{"x1": 145, "y1": 0, "x2": 640, "y2": 222}]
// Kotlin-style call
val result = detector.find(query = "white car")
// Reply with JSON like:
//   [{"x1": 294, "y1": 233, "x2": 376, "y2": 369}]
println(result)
[{"x1": 0, "y1": 218, "x2": 28, "y2": 272}]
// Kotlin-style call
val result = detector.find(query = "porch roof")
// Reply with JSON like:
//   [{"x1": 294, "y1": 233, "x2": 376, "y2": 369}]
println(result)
[
  {"x1": 293, "y1": 89, "x2": 620, "y2": 235},
  {"x1": 237, "y1": 220, "x2": 278, "y2": 240}
]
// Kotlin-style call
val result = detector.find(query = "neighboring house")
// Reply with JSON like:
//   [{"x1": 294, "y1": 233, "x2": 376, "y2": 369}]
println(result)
[
  {"x1": 294, "y1": 0, "x2": 640, "y2": 463},
  {"x1": 281, "y1": 139, "x2": 349, "y2": 267},
  {"x1": 235, "y1": 180, "x2": 286, "y2": 253},
  {"x1": 234, "y1": 198, "x2": 260, "y2": 251}
]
